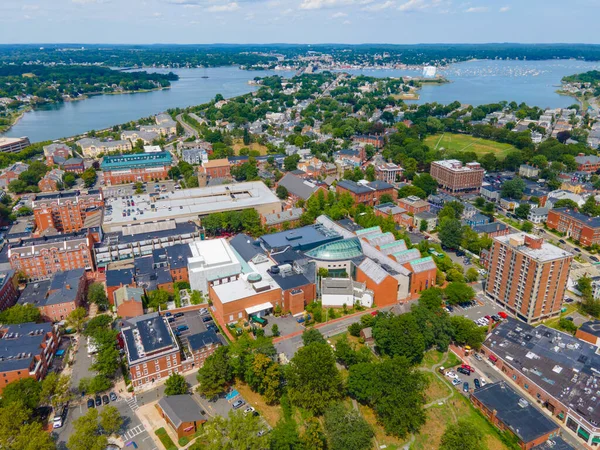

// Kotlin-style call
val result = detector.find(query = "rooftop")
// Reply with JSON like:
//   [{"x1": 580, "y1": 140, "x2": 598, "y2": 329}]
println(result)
[
  {"x1": 579, "y1": 320, "x2": 600, "y2": 339},
  {"x1": 432, "y1": 159, "x2": 483, "y2": 172},
  {"x1": 157, "y1": 395, "x2": 206, "y2": 428},
  {"x1": 472, "y1": 381, "x2": 559, "y2": 444},
  {"x1": 0, "y1": 322, "x2": 54, "y2": 372},
  {"x1": 277, "y1": 173, "x2": 320, "y2": 201},
  {"x1": 552, "y1": 208, "x2": 600, "y2": 228},
  {"x1": 494, "y1": 233, "x2": 572, "y2": 263},
  {"x1": 101, "y1": 151, "x2": 172, "y2": 171},
  {"x1": 187, "y1": 330, "x2": 221, "y2": 352},
  {"x1": 305, "y1": 237, "x2": 363, "y2": 261},
  {"x1": 122, "y1": 313, "x2": 177, "y2": 363},
  {"x1": 261, "y1": 224, "x2": 342, "y2": 252},
  {"x1": 337, "y1": 179, "x2": 393, "y2": 195},
  {"x1": 211, "y1": 259, "x2": 279, "y2": 304},
  {"x1": 485, "y1": 319, "x2": 600, "y2": 429}
]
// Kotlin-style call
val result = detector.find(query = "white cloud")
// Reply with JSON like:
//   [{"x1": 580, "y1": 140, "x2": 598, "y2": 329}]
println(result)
[
  {"x1": 499, "y1": 5, "x2": 510, "y2": 12},
  {"x1": 72, "y1": 0, "x2": 110, "y2": 4},
  {"x1": 206, "y1": 2, "x2": 240, "y2": 11},
  {"x1": 398, "y1": 0, "x2": 445, "y2": 12},
  {"x1": 343, "y1": 19, "x2": 351, "y2": 24},
  {"x1": 465, "y1": 6, "x2": 488, "y2": 12},
  {"x1": 331, "y1": 11, "x2": 347, "y2": 17},
  {"x1": 362, "y1": 1, "x2": 394, "y2": 11},
  {"x1": 22, "y1": 5, "x2": 40, "y2": 10},
  {"x1": 299, "y1": 0, "x2": 371, "y2": 9}
]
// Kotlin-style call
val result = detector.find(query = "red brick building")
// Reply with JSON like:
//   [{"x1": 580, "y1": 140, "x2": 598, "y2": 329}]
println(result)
[
  {"x1": 352, "y1": 134, "x2": 384, "y2": 149},
  {"x1": 374, "y1": 203, "x2": 412, "y2": 227},
  {"x1": 575, "y1": 153, "x2": 600, "y2": 173},
  {"x1": 0, "y1": 162, "x2": 29, "y2": 189},
  {"x1": 156, "y1": 395, "x2": 208, "y2": 439},
  {"x1": 200, "y1": 159, "x2": 231, "y2": 179},
  {"x1": 0, "y1": 271, "x2": 19, "y2": 312},
  {"x1": 114, "y1": 286, "x2": 144, "y2": 320},
  {"x1": 32, "y1": 190, "x2": 104, "y2": 234},
  {"x1": 575, "y1": 320, "x2": 600, "y2": 347},
  {"x1": 8, "y1": 231, "x2": 96, "y2": 281},
  {"x1": 546, "y1": 208, "x2": 600, "y2": 247},
  {"x1": 0, "y1": 322, "x2": 59, "y2": 393},
  {"x1": 43, "y1": 143, "x2": 72, "y2": 166},
  {"x1": 336, "y1": 180, "x2": 396, "y2": 207},
  {"x1": 38, "y1": 169, "x2": 65, "y2": 193},
  {"x1": 101, "y1": 152, "x2": 172, "y2": 185},
  {"x1": 261, "y1": 208, "x2": 303, "y2": 231},
  {"x1": 397, "y1": 196, "x2": 431, "y2": 215},
  {"x1": 38, "y1": 269, "x2": 87, "y2": 322},
  {"x1": 430, "y1": 160, "x2": 485, "y2": 195},
  {"x1": 484, "y1": 233, "x2": 572, "y2": 324}
]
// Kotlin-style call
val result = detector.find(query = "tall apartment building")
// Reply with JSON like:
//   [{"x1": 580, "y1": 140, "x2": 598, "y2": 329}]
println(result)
[
  {"x1": 430, "y1": 160, "x2": 485, "y2": 195},
  {"x1": 8, "y1": 231, "x2": 96, "y2": 281},
  {"x1": 32, "y1": 190, "x2": 104, "y2": 234},
  {"x1": 485, "y1": 233, "x2": 572, "y2": 324},
  {"x1": 546, "y1": 208, "x2": 600, "y2": 247},
  {"x1": 101, "y1": 152, "x2": 172, "y2": 185}
]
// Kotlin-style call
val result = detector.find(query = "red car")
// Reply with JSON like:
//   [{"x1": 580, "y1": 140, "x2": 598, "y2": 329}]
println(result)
[
  {"x1": 461, "y1": 364, "x2": 475, "y2": 373},
  {"x1": 370, "y1": 310, "x2": 379, "y2": 317},
  {"x1": 498, "y1": 311, "x2": 508, "y2": 319}
]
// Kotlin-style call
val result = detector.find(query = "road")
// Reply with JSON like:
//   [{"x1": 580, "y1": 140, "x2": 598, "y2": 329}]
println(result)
[{"x1": 176, "y1": 113, "x2": 199, "y2": 138}]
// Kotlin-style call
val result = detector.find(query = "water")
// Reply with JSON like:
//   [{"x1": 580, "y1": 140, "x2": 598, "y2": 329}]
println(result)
[
  {"x1": 4, "y1": 59, "x2": 600, "y2": 143},
  {"x1": 342, "y1": 59, "x2": 600, "y2": 108},
  {"x1": 2, "y1": 66, "x2": 294, "y2": 143}
]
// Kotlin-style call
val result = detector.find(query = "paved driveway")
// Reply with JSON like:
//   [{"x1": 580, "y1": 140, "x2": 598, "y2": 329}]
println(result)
[
  {"x1": 449, "y1": 294, "x2": 505, "y2": 323},
  {"x1": 264, "y1": 315, "x2": 305, "y2": 338},
  {"x1": 69, "y1": 335, "x2": 95, "y2": 391}
]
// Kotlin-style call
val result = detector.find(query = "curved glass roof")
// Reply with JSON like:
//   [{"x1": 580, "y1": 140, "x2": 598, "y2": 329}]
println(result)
[{"x1": 305, "y1": 237, "x2": 363, "y2": 261}]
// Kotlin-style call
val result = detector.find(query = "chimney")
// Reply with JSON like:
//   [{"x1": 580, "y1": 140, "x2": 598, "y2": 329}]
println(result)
[
  {"x1": 65, "y1": 283, "x2": 71, "y2": 290},
  {"x1": 524, "y1": 235, "x2": 543, "y2": 250}
]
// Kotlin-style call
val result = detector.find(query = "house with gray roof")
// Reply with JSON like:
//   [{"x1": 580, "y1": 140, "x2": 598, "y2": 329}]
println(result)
[
  {"x1": 156, "y1": 395, "x2": 207, "y2": 438},
  {"x1": 277, "y1": 173, "x2": 322, "y2": 202}
]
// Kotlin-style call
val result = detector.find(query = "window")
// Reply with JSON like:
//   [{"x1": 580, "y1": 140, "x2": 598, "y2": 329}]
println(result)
[{"x1": 524, "y1": 383, "x2": 529, "y2": 389}]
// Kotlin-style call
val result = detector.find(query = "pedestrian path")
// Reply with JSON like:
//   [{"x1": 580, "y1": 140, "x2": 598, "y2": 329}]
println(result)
[
  {"x1": 122, "y1": 424, "x2": 145, "y2": 441},
  {"x1": 126, "y1": 396, "x2": 139, "y2": 412}
]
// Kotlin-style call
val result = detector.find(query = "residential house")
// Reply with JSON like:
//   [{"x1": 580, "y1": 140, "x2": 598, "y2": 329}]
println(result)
[
  {"x1": 38, "y1": 169, "x2": 65, "y2": 192},
  {"x1": 156, "y1": 395, "x2": 208, "y2": 439},
  {"x1": 114, "y1": 285, "x2": 144, "y2": 319}
]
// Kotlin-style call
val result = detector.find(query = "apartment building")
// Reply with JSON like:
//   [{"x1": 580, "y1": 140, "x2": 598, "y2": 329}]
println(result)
[
  {"x1": 8, "y1": 231, "x2": 96, "y2": 280},
  {"x1": 430, "y1": 160, "x2": 485, "y2": 195},
  {"x1": 32, "y1": 190, "x2": 104, "y2": 234},
  {"x1": 336, "y1": 180, "x2": 396, "y2": 206},
  {"x1": 575, "y1": 153, "x2": 600, "y2": 173},
  {"x1": 38, "y1": 169, "x2": 65, "y2": 192},
  {"x1": 121, "y1": 130, "x2": 160, "y2": 145},
  {"x1": 101, "y1": 151, "x2": 172, "y2": 185},
  {"x1": 397, "y1": 195, "x2": 431, "y2": 215},
  {"x1": 122, "y1": 313, "x2": 186, "y2": 390},
  {"x1": 0, "y1": 162, "x2": 29, "y2": 188},
  {"x1": 484, "y1": 233, "x2": 572, "y2": 324},
  {"x1": 43, "y1": 143, "x2": 72, "y2": 165},
  {"x1": 0, "y1": 322, "x2": 59, "y2": 393},
  {"x1": 0, "y1": 271, "x2": 19, "y2": 312},
  {"x1": 76, "y1": 138, "x2": 132, "y2": 158},
  {"x1": 198, "y1": 159, "x2": 231, "y2": 180},
  {"x1": 547, "y1": 208, "x2": 600, "y2": 246}
]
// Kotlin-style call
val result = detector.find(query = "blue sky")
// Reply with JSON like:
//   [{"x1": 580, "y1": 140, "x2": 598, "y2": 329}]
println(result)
[{"x1": 0, "y1": 0, "x2": 598, "y2": 44}]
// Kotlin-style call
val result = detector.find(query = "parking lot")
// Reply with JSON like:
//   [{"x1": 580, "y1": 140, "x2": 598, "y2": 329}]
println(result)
[
  {"x1": 449, "y1": 293, "x2": 505, "y2": 324},
  {"x1": 264, "y1": 314, "x2": 305, "y2": 338},
  {"x1": 102, "y1": 181, "x2": 180, "y2": 198},
  {"x1": 442, "y1": 361, "x2": 490, "y2": 398}
]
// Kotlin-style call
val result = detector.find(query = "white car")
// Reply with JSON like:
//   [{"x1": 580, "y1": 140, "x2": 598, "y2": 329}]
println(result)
[
  {"x1": 445, "y1": 371, "x2": 458, "y2": 379},
  {"x1": 452, "y1": 378, "x2": 461, "y2": 386},
  {"x1": 243, "y1": 406, "x2": 256, "y2": 415},
  {"x1": 480, "y1": 378, "x2": 487, "y2": 386}
]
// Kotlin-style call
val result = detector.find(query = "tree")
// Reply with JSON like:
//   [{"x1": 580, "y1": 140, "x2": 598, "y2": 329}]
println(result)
[
  {"x1": 301, "y1": 328, "x2": 325, "y2": 346},
  {"x1": 578, "y1": 274, "x2": 600, "y2": 317},
  {"x1": 0, "y1": 303, "x2": 41, "y2": 324},
  {"x1": 10, "y1": 422, "x2": 56, "y2": 450},
  {"x1": 521, "y1": 221, "x2": 534, "y2": 232},
  {"x1": 515, "y1": 203, "x2": 531, "y2": 220},
  {"x1": 81, "y1": 167, "x2": 97, "y2": 188},
  {"x1": 2, "y1": 377, "x2": 41, "y2": 410},
  {"x1": 372, "y1": 313, "x2": 425, "y2": 364},
  {"x1": 66, "y1": 307, "x2": 87, "y2": 332},
  {"x1": 270, "y1": 419, "x2": 302, "y2": 450},
  {"x1": 581, "y1": 196, "x2": 600, "y2": 217},
  {"x1": 0, "y1": 401, "x2": 30, "y2": 448},
  {"x1": 444, "y1": 282, "x2": 475, "y2": 305},
  {"x1": 287, "y1": 343, "x2": 343, "y2": 414},
  {"x1": 40, "y1": 373, "x2": 72, "y2": 408},
  {"x1": 559, "y1": 318, "x2": 578, "y2": 334},
  {"x1": 146, "y1": 289, "x2": 170, "y2": 309},
  {"x1": 190, "y1": 410, "x2": 269, "y2": 450},
  {"x1": 302, "y1": 417, "x2": 327, "y2": 450},
  {"x1": 450, "y1": 316, "x2": 487, "y2": 348},
  {"x1": 334, "y1": 336, "x2": 372, "y2": 368},
  {"x1": 500, "y1": 177, "x2": 526, "y2": 200},
  {"x1": 87, "y1": 375, "x2": 112, "y2": 393},
  {"x1": 276, "y1": 185, "x2": 288, "y2": 200},
  {"x1": 438, "y1": 217, "x2": 463, "y2": 250},
  {"x1": 165, "y1": 373, "x2": 188, "y2": 395},
  {"x1": 379, "y1": 193, "x2": 394, "y2": 204},
  {"x1": 92, "y1": 343, "x2": 121, "y2": 378},
  {"x1": 284, "y1": 154, "x2": 301, "y2": 171},
  {"x1": 88, "y1": 282, "x2": 109, "y2": 311},
  {"x1": 440, "y1": 419, "x2": 487, "y2": 450},
  {"x1": 68, "y1": 409, "x2": 108, "y2": 450},
  {"x1": 465, "y1": 268, "x2": 479, "y2": 283},
  {"x1": 271, "y1": 323, "x2": 280, "y2": 337},
  {"x1": 412, "y1": 173, "x2": 437, "y2": 196},
  {"x1": 365, "y1": 165, "x2": 376, "y2": 182},
  {"x1": 197, "y1": 346, "x2": 233, "y2": 398},
  {"x1": 552, "y1": 199, "x2": 579, "y2": 209},
  {"x1": 100, "y1": 406, "x2": 123, "y2": 435},
  {"x1": 324, "y1": 403, "x2": 374, "y2": 450}
]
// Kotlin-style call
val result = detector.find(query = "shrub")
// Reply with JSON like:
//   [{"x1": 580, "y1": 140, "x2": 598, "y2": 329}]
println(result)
[
  {"x1": 178, "y1": 436, "x2": 190, "y2": 446},
  {"x1": 155, "y1": 427, "x2": 177, "y2": 450}
]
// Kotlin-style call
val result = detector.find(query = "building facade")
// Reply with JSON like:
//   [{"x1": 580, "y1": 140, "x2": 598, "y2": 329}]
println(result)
[
  {"x1": 375, "y1": 163, "x2": 403, "y2": 183},
  {"x1": 0, "y1": 271, "x2": 19, "y2": 312},
  {"x1": 547, "y1": 208, "x2": 600, "y2": 247},
  {"x1": 484, "y1": 233, "x2": 572, "y2": 324},
  {"x1": 101, "y1": 152, "x2": 172, "y2": 185},
  {"x1": 430, "y1": 160, "x2": 485, "y2": 195},
  {"x1": 32, "y1": 190, "x2": 104, "y2": 234},
  {"x1": 0, "y1": 137, "x2": 30, "y2": 153},
  {"x1": 336, "y1": 180, "x2": 396, "y2": 206}
]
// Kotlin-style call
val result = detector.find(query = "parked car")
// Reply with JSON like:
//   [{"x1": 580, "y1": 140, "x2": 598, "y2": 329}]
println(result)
[
  {"x1": 232, "y1": 400, "x2": 245, "y2": 409},
  {"x1": 559, "y1": 239, "x2": 566, "y2": 244},
  {"x1": 564, "y1": 297, "x2": 574, "y2": 303},
  {"x1": 574, "y1": 247, "x2": 581, "y2": 253},
  {"x1": 473, "y1": 379, "x2": 481, "y2": 389},
  {"x1": 95, "y1": 396, "x2": 101, "y2": 407},
  {"x1": 109, "y1": 392, "x2": 117, "y2": 402},
  {"x1": 452, "y1": 378, "x2": 461, "y2": 386},
  {"x1": 102, "y1": 395, "x2": 109, "y2": 405},
  {"x1": 480, "y1": 378, "x2": 487, "y2": 386},
  {"x1": 87, "y1": 398, "x2": 95, "y2": 409},
  {"x1": 174, "y1": 312, "x2": 184, "y2": 318},
  {"x1": 445, "y1": 371, "x2": 458, "y2": 379},
  {"x1": 244, "y1": 407, "x2": 256, "y2": 415},
  {"x1": 199, "y1": 308, "x2": 208, "y2": 315},
  {"x1": 176, "y1": 325, "x2": 189, "y2": 332},
  {"x1": 168, "y1": 317, "x2": 175, "y2": 323},
  {"x1": 463, "y1": 382, "x2": 469, "y2": 393},
  {"x1": 474, "y1": 353, "x2": 483, "y2": 361},
  {"x1": 591, "y1": 256, "x2": 600, "y2": 262},
  {"x1": 457, "y1": 367, "x2": 470, "y2": 376},
  {"x1": 202, "y1": 316, "x2": 213, "y2": 323},
  {"x1": 498, "y1": 311, "x2": 508, "y2": 319},
  {"x1": 461, "y1": 364, "x2": 475, "y2": 373}
]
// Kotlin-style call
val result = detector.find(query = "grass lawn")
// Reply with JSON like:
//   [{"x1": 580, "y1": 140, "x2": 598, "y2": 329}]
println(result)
[
  {"x1": 539, "y1": 302, "x2": 584, "y2": 331},
  {"x1": 423, "y1": 372, "x2": 451, "y2": 404},
  {"x1": 155, "y1": 427, "x2": 177, "y2": 450},
  {"x1": 231, "y1": 140, "x2": 269, "y2": 155},
  {"x1": 235, "y1": 382, "x2": 282, "y2": 427},
  {"x1": 425, "y1": 133, "x2": 516, "y2": 159},
  {"x1": 420, "y1": 350, "x2": 445, "y2": 368}
]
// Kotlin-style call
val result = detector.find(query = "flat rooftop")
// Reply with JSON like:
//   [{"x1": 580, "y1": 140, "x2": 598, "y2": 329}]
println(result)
[
  {"x1": 103, "y1": 182, "x2": 280, "y2": 232},
  {"x1": 494, "y1": 232, "x2": 572, "y2": 263},
  {"x1": 211, "y1": 258, "x2": 279, "y2": 304},
  {"x1": 432, "y1": 159, "x2": 483, "y2": 172},
  {"x1": 485, "y1": 318, "x2": 600, "y2": 429},
  {"x1": 261, "y1": 223, "x2": 342, "y2": 252}
]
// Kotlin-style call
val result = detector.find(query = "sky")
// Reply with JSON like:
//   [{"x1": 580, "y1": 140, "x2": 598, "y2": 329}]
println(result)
[{"x1": 0, "y1": 0, "x2": 599, "y2": 45}]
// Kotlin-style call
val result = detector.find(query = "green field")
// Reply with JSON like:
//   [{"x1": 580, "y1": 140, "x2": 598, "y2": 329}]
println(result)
[{"x1": 425, "y1": 133, "x2": 516, "y2": 159}]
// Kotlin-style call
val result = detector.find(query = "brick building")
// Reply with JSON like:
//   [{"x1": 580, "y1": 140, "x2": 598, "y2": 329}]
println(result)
[
  {"x1": 484, "y1": 233, "x2": 572, "y2": 324},
  {"x1": 0, "y1": 271, "x2": 19, "y2": 312},
  {"x1": 38, "y1": 169, "x2": 65, "y2": 192},
  {"x1": 114, "y1": 286, "x2": 144, "y2": 319},
  {"x1": 43, "y1": 143, "x2": 72, "y2": 165},
  {"x1": 0, "y1": 162, "x2": 29, "y2": 188},
  {"x1": 156, "y1": 395, "x2": 207, "y2": 439},
  {"x1": 0, "y1": 322, "x2": 59, "y2": 393},
  {"x1": 430, "y1": 160, "x2": 485, "y2": 195},
  {"x1": 122, "y1": 313, "x2": 186, "y2": 390},
  {"x1": 397, "y1": 195, "x2": 431, "y2": 215},
  {"x1": 8, "y1": 231, "x2": 96, "y2": 281},
  {"x1": 32, "y1": 190, "x2": 104, "y2": 234},
  {"x1": 336, "y1": 180, "x2": 396, "y2": 206},
  {"x1": 39, "y1": 269, "x2": 87, "y2": 322},
  {"x1": 471, "y1": 382, "x2": 561, "y2": 450},
  {"x1": 375, "y1": 162, "x2": 403, "y2": 183},
  {"x1": 547, "y1": 208, "x2": 600, "y2": 247},
  {"x1": 481, "y1": 319, "x2": 600, "y2": 448},
  {"x1": 261, "y1": 208, "x2": 303, "y2": 231},
  {"x1": 352, "y1": 134, "x2": 384, "y2": 149},
  {"x1": 575, "y1": 320, "x2": 600, "y2": 347},
  {"x1": 105, "y1": 268, "x2": 136, "y2": 305},
  {"x1": 374, "y1": 203, "x2": 412, "y2": 228},
  {"x1": 199, "y1": 159, "x2": 231, "y2": 180},
  {"x1": 575, "y1": 153, "x2": 600, "y2": 173},
  {"x1": 61, "y1": 157, "x2": 85, "y2": 174},
  {"x1": 101, "y1": 152, "x2": 172, "y2": 185}
]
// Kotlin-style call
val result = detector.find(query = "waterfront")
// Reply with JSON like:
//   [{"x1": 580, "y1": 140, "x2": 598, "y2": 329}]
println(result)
[{"x1": 4, "y1": 59, "x2": 600, "y2": 143}]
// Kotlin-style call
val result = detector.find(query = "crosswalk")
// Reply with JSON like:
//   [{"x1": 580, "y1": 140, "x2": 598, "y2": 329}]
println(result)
[
  {"x1": 126, "y1": 396, "x2": 139, "y2": 412},
  {"x1": 122, "y1": 424, "x2": 145, "y2": 441}
]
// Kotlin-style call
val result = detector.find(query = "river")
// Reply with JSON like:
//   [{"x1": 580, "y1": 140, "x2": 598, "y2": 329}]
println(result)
[{"x1": 3, "y1": 59, "x2": 600, "y2": 143}]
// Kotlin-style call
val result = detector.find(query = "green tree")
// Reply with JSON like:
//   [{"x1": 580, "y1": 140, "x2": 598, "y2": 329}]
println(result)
[
  {"x1": 372, "y1": 313, "x2": 425, "y2": 364},
  {"x1": 581, "y1": 196, "x2": 600, "y2": 217},
  {"x1": 88, "y1": 282, "x2": 109, "y2": 311},
  {"x1": 87, "y1": 375, "x2": 112, "y2": 393},
  {"x1": 197, "y1": 346, "x2": 233, "y2": 398},
  {"x1": 40, "y1": 373, "x2": 72, "y2": 408},
  {"x1": 81, "y1": 167, "x2": 97, "y2": 188},
  {"x1": 578, "y1": 274, "x2": 600, "y2": 317},
  {"x1": 552, "y1": 199, "x2": 579, "y2": 209},
  {"x1": 276, "y1": 185, "x2": 288, "y2": 200},
  {"x1": 301, "y1": 328, "x2": 325, "y2": 346},
  {"x1": 66, "y1": 307, "x2": 87, "y2": 332},
  {"x1": 1, "y1": 377, "x2": 41, "y2": 410},
  {"x1": 465, "y1": 268, "x2": 479, "y2": 283},
  {"x1": 164, "y1": 373, "x2": 188, "y2": 395},
  {"x1": 438, "y1": 217, "x2": 463, "y2": 250},
  {"x1": 450, "y1": 316, "x2": 487, "y2": 348},
  {"x1": 379, "y1": 193, "x2": 394, "y2": 204},
  {"x1": 11, "y1": 422, "x2": 56, "y2": 450},
  {"x1": 0, "y1": 303, "x2": 41, "y2": 324},
  {"x1": 99, "y1": 405, "x2": 123, "y2": 435},
  {"x1": 324, "y1": 403, "x2": 374, "y2": 450},
  {"x1": 440, "y1": 419, "x2": 487, "y2": 450},
  {"x1": 271, "y1": 324, "x2": 280, "y2": 337},
  {"x1": 67, "y1": 409, "x2": 108, "y2": 450},
  {"x1": 500, "y1": 177, "x2": 526, "y2": 200},
  {"x1": 190, "y1": 410, "x2": 269, "y2": 450},
  {"x1": 146, "y1": 289, "x2": 170, "y2": 309},
  {"x1": 270, "y1": 419, "x2": 302, "y2": 450},
  {"x1": 302, "y1": 417, "x2": 327, "y2": 450},
  {"x1": 287, "y1": 343, "x2": 343, "y2": 414},
  {"x1": 444, "y1": 282, "x2": 475, "y2": 305},
  {"x1": 412, "y1": 173, "x2": 437, "y2": 196},
  {"x1": 92, "y1": 342, "x2": 121, "y2": 378},
  {"x1": 284, "y1": 154, "x2": 301, "y2": 171},
  {"x1": 515, "y1": 203, "x2": 531, "y2": 220},
  {"x1": 521, "y1": 221, "x2": 534, "y2": 232}
]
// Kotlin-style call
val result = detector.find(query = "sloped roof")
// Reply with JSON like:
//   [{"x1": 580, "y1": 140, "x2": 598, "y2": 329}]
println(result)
[
  {"x1": 358, "y1": 258, "x2": 389, "y2": 284},
  {"x1": 157, "y1": 395, "x2": 206, "y2": 428},
  {"x1": 278, "y1": 173, "x2": 320, "y2": 201}
]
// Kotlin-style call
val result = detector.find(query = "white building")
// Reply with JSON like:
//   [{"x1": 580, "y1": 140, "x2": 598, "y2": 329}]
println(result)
[
  {"x1": 527, "y1": 207, "x2": 549, "y2": 224},
  {"x1": 188, "y1": 239, "x2": 242, "y2": 293},
  {"x1": 321, "y1": 278, "x2": 373, "y2": 308}
]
